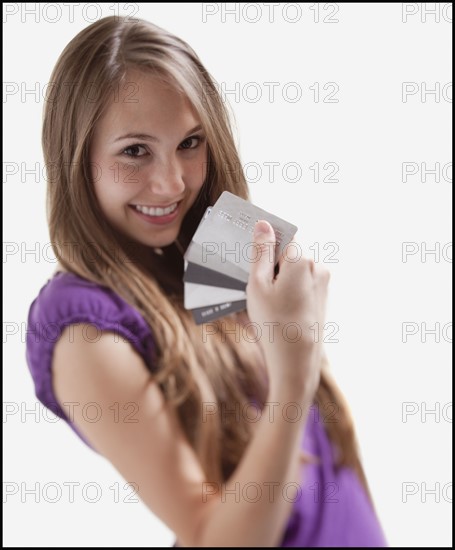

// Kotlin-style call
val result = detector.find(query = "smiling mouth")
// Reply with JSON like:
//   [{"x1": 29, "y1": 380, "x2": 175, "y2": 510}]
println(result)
[{"x1": 129, "y1": 200, "x2": 182, "y2": 217}]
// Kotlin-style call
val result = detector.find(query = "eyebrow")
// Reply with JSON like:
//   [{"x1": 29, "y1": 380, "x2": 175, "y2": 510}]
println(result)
[{"x1": 113, "y1": 125, "x2": 203, "y2": 143}]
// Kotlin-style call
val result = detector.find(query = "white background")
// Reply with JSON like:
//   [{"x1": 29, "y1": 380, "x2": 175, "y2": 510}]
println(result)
[{"x1": 3, "y1": 2, "x2": 452, "y2": 547}]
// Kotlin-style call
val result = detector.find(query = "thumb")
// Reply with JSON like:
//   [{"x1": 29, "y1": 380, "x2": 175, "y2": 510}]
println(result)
[{"x1": 249, "y1": 220, "x2": 276, "y2": 284}]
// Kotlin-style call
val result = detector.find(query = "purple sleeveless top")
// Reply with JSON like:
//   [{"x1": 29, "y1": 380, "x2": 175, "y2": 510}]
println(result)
[{"x1": 26, "y1": 272, "x2": 387, "y2": 547}]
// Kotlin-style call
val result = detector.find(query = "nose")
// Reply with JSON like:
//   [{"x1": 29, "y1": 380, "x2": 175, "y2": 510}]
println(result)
[{"x1": 144, "y1": 155, "x2": 185, "y2": 199}]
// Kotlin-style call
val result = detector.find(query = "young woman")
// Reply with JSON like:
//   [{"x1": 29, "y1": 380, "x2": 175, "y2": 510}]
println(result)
[{"x1": 26, "y1": 16, "x2": 387, "y2": 547}]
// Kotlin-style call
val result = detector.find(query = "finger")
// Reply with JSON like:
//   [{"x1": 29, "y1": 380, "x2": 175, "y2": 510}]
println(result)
[
  {"x1": 249, "y1": 220, "x2": 277, "y2": 286},
  {"x1": 275, "y1": 237, "x2": 299, "y2": 278}
]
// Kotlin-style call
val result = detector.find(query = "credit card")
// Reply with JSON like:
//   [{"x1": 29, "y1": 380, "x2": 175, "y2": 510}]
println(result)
[
  {"x1": 183, "y1": 192, "x2": 298, "y2": 323},
  {"x1": 184, "y1": 240, "x2": 249, "y2": 283},
  {"x1": 183, "y1": 260, "x2": 247, "y2": 291},
  {"x1": 184, "y1": 281, "x2": 246, "y2": 309},
  {"x1": 183, "y1": 206, "x2": 250, "y2": 281},
  {"x1": 191, "y1": 300, "x2": 247, "y2": 325},
  {"x1": 190, "y1": 191, "x2": 298, "y2": 276}
]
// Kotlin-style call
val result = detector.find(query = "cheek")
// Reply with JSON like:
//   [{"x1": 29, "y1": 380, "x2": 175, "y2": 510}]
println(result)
[
  {"x1": 187, "y1": 152, "x2": 208, "y2": 188},
  {"x1": 93, "y1": 161, "x2": 140, "y2": 208}
]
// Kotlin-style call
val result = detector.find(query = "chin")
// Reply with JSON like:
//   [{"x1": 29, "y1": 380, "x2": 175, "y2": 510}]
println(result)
[{"x1": 138, "y1": 230, "x2": 180, "y2": 250}]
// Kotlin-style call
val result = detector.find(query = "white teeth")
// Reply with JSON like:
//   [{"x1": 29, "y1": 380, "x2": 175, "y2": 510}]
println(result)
[{"x1": 135, "y1": 202, "x2": 178, "y2": 217}]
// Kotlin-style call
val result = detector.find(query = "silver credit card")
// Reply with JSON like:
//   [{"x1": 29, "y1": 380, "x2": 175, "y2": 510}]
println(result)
[
  {"x1": 182, "y1": 193, "x2": 298, "y2": 323},
  {"x1": 184, "y1": 281, "x2": 246, "y2": 309},
  {"x1": 191, "y1": 300, "x2": 247, "y2": 324},
  {"x1": 187, "y1": 191, "x2": 298, "y2": 277},
  {"x1": 183, "y1": 260, "x2": 247, "y2": 291}
]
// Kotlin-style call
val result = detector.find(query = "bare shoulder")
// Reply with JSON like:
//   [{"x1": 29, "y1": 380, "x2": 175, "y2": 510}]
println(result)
[
  {"x1": 53, "y1": 323, "x2": 152, "y2": 408},
  {"x1": 52, "y1": 324, "x2": 213, "y2": 546}
]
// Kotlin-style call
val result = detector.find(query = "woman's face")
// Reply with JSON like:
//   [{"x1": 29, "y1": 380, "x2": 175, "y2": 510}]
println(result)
[{"x1": 90, "y1": 69, "x2": 207, "y2": 249}]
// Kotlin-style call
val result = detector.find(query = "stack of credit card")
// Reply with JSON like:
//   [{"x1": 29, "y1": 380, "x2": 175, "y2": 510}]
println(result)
[{"x1": 183, "y1": 191, "x2": 298, "y2": 324}]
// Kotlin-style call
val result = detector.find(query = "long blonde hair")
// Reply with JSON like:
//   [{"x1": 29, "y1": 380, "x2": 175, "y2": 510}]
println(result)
[{"x1": 43, "y1": 15, "x2": 372, "y2": 499}]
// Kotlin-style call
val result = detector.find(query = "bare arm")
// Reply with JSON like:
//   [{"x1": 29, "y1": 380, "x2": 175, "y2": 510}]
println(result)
[
  {"x1": 197, "y1": 375, "x2": 312, "y2": 547},
  {"x1": 52, "y1": 324, "x2": 311, "y2": 547}
]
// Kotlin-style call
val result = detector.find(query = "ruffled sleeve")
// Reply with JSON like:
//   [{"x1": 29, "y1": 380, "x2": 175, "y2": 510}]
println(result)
[{"x1": 25, "y1": 271, "x2": 156, "y2": 450}]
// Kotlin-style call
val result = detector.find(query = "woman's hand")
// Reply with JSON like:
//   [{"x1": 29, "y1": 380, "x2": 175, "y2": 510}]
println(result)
[{"x1": 245, "y1": 220, "x2": 330, "y2": 400}]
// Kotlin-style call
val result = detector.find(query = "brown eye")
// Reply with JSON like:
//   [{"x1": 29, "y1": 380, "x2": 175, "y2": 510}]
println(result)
[
  {"x1": 123, "y1": 144, "x2": 147, "y2": 157},
  {"x1": 178, "y1": 136, "x2": 203, "y2": 150}
]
